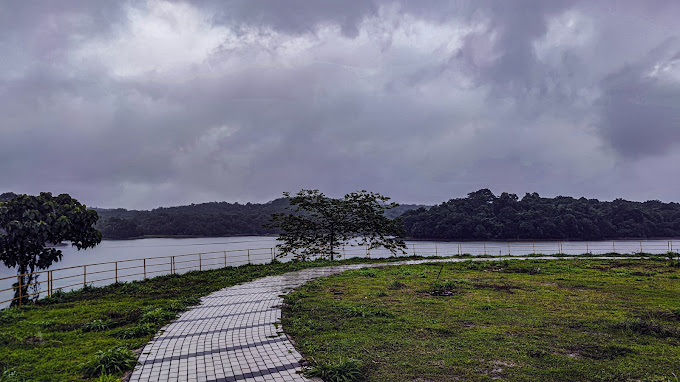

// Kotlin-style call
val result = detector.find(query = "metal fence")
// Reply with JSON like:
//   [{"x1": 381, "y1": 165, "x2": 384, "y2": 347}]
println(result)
[{"x1": 2, "y1": 240, "x2": 679, "y2": 307}]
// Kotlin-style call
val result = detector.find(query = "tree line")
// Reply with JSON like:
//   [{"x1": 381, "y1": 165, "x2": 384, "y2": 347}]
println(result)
[{"x1": 401, "y1": 189, "x2": 680, "y2": 241}]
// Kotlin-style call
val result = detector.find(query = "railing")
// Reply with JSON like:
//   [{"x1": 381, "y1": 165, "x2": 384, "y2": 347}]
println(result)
[
  {"x1": 1, "y1": 246, "x2": 279, "y2": 307},
  {"x1": 2, "y1": 240, "x2": 678, "y2": 307}
]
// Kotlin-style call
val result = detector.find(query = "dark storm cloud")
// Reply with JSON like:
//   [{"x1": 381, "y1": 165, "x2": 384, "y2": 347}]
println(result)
[
  {"x1": 2, "y1": 0, "x2": 680, "y2": 208},
  {"x1": 599, "y1": 41, "x2": 680, "y2": 158}
]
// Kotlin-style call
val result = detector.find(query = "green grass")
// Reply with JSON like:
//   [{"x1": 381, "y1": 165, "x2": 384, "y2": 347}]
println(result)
[
  {"x1": 282, "y1": 259, "x2": 680, "y2": 381},
  {"x1": 0, "y1": 256, "x2": 432, "y2": 381}
]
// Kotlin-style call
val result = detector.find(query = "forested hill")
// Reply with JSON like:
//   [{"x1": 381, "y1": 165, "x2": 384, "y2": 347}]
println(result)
[
  {"x1": 95, "y1": 198, "x2": 291, "y2": 239},
  {"x1": 401, "y1": 189, "x2": 680, "y2": 241},
  {"x1": 94, "y1": 199, "x2": 424, "y2": 239}
]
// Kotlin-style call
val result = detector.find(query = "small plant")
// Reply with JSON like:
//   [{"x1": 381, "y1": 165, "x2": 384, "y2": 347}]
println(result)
[
  {"x1": 304, "y1": 358, "x2": 364, "y2": 382},
  {"x1": 115, "y1": 323, "x2": 157, "y2": 339},
  {"x1": 376, "y1": 290, "x2": 388, "y2": 297},
  {"x1": 0, "y1": 368, "x2": 23, "y2": 382},
  {"x1": 82, "y1": 347, "x2": 137, "y2": 377},
  {"x1": 42, "y1": 289, "x2": 67, "y2": 304},
  {"x1": 0, "y1": 308, "x2": 24, "y2": 324},
  {"x1": 387, "y1": 280, "x2": 405, "y2": 290},
  {"x1": 358, "y1": 269, "x2": 376, "y2": 277},
  {"x1": 344, "y1": 306, "x2": 392, "y2": 318},
  {"x1": 95, "y1": 374, "x2": 120, "y2": 382},
  {"x1": 140, "y1": 308, "x2": 176, "y2": 325},
  {"x1": 82, "y1": 319, "x2": 113, "y2": 332}
]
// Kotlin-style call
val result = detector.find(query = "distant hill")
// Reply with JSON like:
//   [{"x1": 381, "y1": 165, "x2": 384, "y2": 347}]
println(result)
[
  {"x1": 95, "y1": 198, "x2": 425, "y2": 239},
  {"x1": 401, "y1": 189, "x2": 680, "y2": 241}
]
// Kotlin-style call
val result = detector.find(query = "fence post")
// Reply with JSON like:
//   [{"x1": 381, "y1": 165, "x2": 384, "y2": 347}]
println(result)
[
  {"x1": 343, "y1": 245, "x2": 346, "y2": 259},
  {"x1": 270, "y1": 248, "x2": 274, "y2": 261},
  {"x1": 18, "y1": 275, "x2": 22, "y2": 307},
  {"x1": 171, "y1": 257, "x2": 174, "y2": 274},
  {"x1": 532, "y1": 242, "x2": 535, "y2": 254},
  {"x1": 640, "y1": 241, "x2": 643, "y2": 254},
  {"x1": 586, "y1": 242, "x2": 589, "y2": 254},
  {"x1": 612, "y1": 241, "x2": 615, "y2": 253},
  {"x1": 48, "y1": 270, "x2": 52, "y2": 297},
  {"x1": 224, "y1": 251, "x2": 227, "y2": 267},
  {"x1": 84, "y1": 265, "x2": 87, "y2": 287},
  {"x1": 143, "y1": 259, "x2": 147, "y2": 279},
  {"x1": 247, "y1": 249, "x2": 251, "y2": 264},
  {"x1": 412, "y1": 244, "x2": 416, "y2": 256},
  {"x1": 199, "y1": 254, "x2": 202, "y2": 271},
  {"x1": 115, "y1": 262, "x2": 118, "y2": 283},
  {"x1": 435, "y1": 243, "x2": 438, "y2": 257},
  {"x1": 458, "y1": 243, "x2": 461, "y2": 256},
  {"x1": 483, "y1": 243, "x2": 486, "y2": 255},
  {"x1": 508, "y1": 242, "x2": 511, "y2": 256}
]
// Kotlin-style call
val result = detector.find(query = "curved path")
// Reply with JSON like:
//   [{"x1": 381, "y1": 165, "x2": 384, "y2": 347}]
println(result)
[
  {"x1": 128, "y1": 262, "x2": 394, "y2": 382},
  {"x1": 130, "y1": 257, "x2": 564, "y2": 382}
]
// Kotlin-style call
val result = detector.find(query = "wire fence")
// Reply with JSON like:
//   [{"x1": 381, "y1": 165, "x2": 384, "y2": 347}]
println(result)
[{"x1": 2, "y1": 239, "x2": 679, "y2": 307}]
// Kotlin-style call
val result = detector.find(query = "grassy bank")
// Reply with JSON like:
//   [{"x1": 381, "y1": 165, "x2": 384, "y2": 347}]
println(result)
[
  {"x1": 283, "y1": 259, "x2": 680, "y2": 381},
  {"x1": 0, "y1": 256, "x2": 430, "y2": 382}
]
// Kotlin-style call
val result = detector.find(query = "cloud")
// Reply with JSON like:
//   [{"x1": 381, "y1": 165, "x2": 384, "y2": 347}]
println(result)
[{"x1": 2, "y1": 0, "x2": 680, "y2": 209}]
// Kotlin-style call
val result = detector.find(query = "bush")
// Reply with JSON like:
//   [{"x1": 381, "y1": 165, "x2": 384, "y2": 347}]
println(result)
[
  {"x1": 82, "y1": 319, "x2": 113, "y2": 333},
  {"x1": 82, "y1": 347, "x2": 137, "y2": 377},
  {"x1": 0, "y1": 308, "x2": 24, "y2": 324},
  {"x1": 0, "y1": 368, "x2": 23, "y2": 382},
  {"x1": 305, "y1": 358, "x2": 364, "y2": 382},
  {"x1": 387, "y1": 280, "x2": 405, "y2": 290},
  {"x1": 140, "y1": 308, "x2": 176, "y2": 325},
  {"x1": 115, "y1": 323, "x2": 157, "y2": 339}
]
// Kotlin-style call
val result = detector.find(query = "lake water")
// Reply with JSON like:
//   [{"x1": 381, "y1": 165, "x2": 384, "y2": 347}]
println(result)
[{"x1": 2, "y1": 236, "x2": 678, "y2": 307}]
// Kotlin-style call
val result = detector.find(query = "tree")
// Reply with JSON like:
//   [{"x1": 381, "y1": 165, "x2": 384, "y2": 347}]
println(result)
[
  {"x1": 0, "y1": 192, "x2": 102, "y2": 305},
  {"x1": 267, "y1": 190, "x2": 406, "y2": 260}
]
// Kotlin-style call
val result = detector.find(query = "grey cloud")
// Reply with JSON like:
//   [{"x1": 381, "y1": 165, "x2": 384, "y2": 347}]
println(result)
[
  {"x1": 3, "y1": 0, "x2": 680, "y2": 209},
  {"x1": 599, "y1": 41, "x2": 680, "y2": 158}
]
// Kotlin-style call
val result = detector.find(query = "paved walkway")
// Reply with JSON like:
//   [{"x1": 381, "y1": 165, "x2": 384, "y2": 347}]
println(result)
[{"x1": 130, "y1": 260, "x2": 434, "y2": 382}]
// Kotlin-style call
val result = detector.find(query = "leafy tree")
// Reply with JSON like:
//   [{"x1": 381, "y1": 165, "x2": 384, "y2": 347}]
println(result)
[
  {"x1": 0, "y1": 192, "x2": 102, "y2": 305},
  {"x1": 268, "y1": 190, "x2": 406, "y2": 260}
]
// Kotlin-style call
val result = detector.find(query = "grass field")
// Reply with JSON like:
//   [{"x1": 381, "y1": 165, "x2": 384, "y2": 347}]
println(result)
[
  {"x1": 282, "y1": 259, "x2": 680, "y2": 381},
  {"x1": 0, "y1": 256, "x2": 427, "y2": 382}
]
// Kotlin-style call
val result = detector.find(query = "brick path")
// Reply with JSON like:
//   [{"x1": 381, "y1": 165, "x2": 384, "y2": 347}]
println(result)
[{"x1": 130, "y1": 260, "x2": 443, "y2": 382}]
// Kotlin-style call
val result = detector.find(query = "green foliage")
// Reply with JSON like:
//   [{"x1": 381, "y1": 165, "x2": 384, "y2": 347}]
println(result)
[
  {"x1": 0, "y1": 308, "x2": 24, "y2": 324},
  {"x1": 0, "y1": 368, "x2": 23, "y2": 382},
  {"x1": 82, "y1": 319, "x2": 113, "y2": 333},
  {"x1": 115, "y1": 323, "x2": 157, "y2": 339},
  {"x1": 387, "y1": 280, "x2": 405, "y2": 290},
  {"x1": 95, "y1": 374, "x2": 120, "y2": 382},
  {"x1": 305, "y1": 358, "x2": 364, "y2": 382},
  {"x1": 82, "y1": 347, "x2": 137, "y2": 377},
  {"x1": 402, "y1": 188, "x2": 680, "y2": 240},
  {"x1": 139, "y1": 308, "x2": 176, "y2": 324},
  {"x1": 268, "y1": 189, "x2": 406, "y2": 260},
  {"x1": 0, "y1": 192, "x2": 101, "y2": 306}
]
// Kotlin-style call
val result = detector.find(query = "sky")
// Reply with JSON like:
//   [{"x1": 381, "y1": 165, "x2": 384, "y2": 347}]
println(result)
[{"x1": 2, "y1": 0, "x2": 680, "y2": 210}]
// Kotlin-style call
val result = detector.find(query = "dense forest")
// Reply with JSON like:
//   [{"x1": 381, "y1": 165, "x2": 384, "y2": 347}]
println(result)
[
  {"x1": 401, "y1": 189, "x2": 680, "y2": 241},
  {"x1": 4, "y1": 190, "x2": 680, "y2": 240}
]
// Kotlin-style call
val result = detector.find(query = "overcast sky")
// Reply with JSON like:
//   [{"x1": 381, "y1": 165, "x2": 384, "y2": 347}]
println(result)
[{"x1": 2, "y1": 0, "x2": 680, "y2": 209}]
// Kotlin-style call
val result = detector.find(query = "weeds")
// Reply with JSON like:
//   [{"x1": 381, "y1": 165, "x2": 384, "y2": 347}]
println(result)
[
  {"x1": 82, "y1": 319, "x2": 114, "y2": 333},
  {"x1": 82, "y1": 347, "x2": 137, "y2": 377},
  {"x1": 305, "y1": 358, "x2": 364, "y2": 382}
]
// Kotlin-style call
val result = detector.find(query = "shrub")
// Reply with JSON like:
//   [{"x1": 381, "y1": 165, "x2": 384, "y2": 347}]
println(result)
[
  {"x1": 0, "y1": 368, "x2": 23, "y2": 382},
  {"x1": 82, "y1": 347, "x2": 137, "y2": 377},
  {"x1": 82, "y1": 319, "x2": 113, "y2": 333},
  {"x1": 305, "y1": 358, "x2": 364, "y2": 382},
  {"x1": 115, "y1": 323, "x2": 157, "y2": 339},
  {"x1": 0, "y1": 309, "x2": 24, "y2": 324},
  {"x1": 387, "y1": 280, "x2": 405, "y2": 290},
  {"x1": 95, "y1": 374, "x2": 120, "y2": 382},
  {"x1": 358, "y1": 269, "x2": 376, "y2": 277},
  {"x1": 140, "y1": 308, "x2": 176, "y2": 325}
]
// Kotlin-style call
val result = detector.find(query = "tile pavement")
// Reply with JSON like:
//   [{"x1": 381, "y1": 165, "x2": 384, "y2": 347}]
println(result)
[{"x1": 129, "y1": 259, "x2": 461, "y2": 382}]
